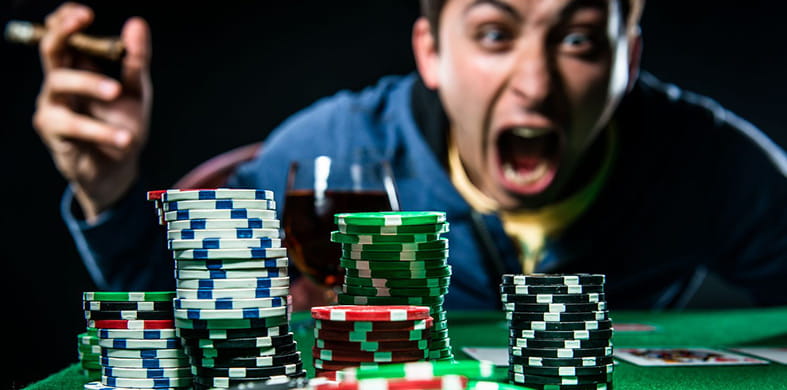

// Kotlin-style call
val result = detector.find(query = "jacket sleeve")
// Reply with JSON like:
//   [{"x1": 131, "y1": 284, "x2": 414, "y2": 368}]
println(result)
[{"x1": 61, "y1": 178, "x2": 173, "y2": 291}]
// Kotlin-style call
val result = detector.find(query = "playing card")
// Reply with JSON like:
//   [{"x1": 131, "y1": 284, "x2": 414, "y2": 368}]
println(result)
[
  {"x1": 461, "y1": 347, "x2": 509, "y2": 366},
  {"x1": 730, "y1": 347, "x2": 787, "y2": 364},
  {"x1": 614, "y1": 347, "x2": 769, "y2": 366}
]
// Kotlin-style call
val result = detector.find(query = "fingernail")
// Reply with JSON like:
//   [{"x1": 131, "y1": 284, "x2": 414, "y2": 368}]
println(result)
[
  {"x1": 114, "y1": 131, "x2": 130, "y2": 148},
  {"x1": 100, "y1": 80, "x2": 120, "y2": 98}
]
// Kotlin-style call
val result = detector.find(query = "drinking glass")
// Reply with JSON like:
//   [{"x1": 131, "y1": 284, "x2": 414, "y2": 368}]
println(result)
[{"x1": 281, "y1": 153, "x2": 399, "y2": 295}]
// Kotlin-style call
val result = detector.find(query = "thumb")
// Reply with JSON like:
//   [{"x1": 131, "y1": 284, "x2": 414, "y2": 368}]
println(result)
[{"x1": 120, "y1": 17, "x2": 151, "y2": 95}]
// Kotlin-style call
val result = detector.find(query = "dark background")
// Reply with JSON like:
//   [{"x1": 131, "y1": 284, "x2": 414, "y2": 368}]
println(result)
[{"x1": 1, "y1": 0, "x2": 785, "y2": 388}]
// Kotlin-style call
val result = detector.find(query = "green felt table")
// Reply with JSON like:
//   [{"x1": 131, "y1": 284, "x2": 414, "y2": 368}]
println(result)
[{"x1": 25, "y1": 306, "x2": 787, "y2": 390}]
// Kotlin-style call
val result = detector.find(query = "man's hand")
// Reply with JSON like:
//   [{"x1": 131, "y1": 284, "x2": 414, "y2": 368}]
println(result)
[{"x1": 32, "y1": 2, "x2": 152, "y2": 222}]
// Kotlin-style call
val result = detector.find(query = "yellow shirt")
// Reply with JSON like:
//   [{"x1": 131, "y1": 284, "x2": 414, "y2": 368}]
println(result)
[{"x1": 447, "y1": 125, "x2": 618, "y2": 273}]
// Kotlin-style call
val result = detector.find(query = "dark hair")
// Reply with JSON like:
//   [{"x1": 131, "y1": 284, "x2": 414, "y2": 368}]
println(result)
[{"x1": 419, "y1": 0, "x2": 645, "y2": 44}]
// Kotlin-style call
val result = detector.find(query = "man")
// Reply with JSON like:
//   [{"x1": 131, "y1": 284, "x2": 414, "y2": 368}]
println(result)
[{"x1": 33, "y1": 0, "x2": 787, "y2": 310}]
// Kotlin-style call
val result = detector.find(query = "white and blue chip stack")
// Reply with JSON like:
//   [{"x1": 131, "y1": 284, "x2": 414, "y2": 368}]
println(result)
[
  {"x1": 82, "y1": 291, "x2": 192, "y2": 390},
  {"x1": 147, "y1": 189, "x2": 305, "y2": 389}
]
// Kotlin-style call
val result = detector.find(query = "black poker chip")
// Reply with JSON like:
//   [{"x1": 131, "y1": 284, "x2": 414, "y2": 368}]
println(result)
[
  {"x1": 503, "y1": 302, "x2": 607, "y2": 313},
  {"x1": 511, "y1": 363, "x2": 614, "y2": 377},
  {"x1": 185, "y1": 342, "x2": 298, "y2": 360},
  {"x1": 83, "y1": 300, "x2": 173, "y2": 311},
  {"x1": 195, "y1": 351, "x2": 302, "y2": 369},
  {"x1": 192, "y1": 362, "x2": 304, "y2": 379},
  {"x1": 192, "y1": 370, "x2": 307, "y2": 389},
  {"x1": 500, "y1": 284, "x2": 605, "y2": 295},
  {"x1": 510, "y1": 346, "x2": 613, "y2": 359},
  {"x1": 222, "y1": 375, "x2": 310, "y2": 390},
  {"x1": 501, "y1": 293, "x2": 606, "y2": 304},
  {"x1": 509, "y1": 371, "x2": 614, "y2": 385},
  {"x1": 508, "y1": 319, "x2": 613, "y2": 332},
  {"x1": 507, "y1": 311, "x2": 609, "y2": 322},
  {"x1": 505, "y1": 380, "x2": 613, "y2": 390},
  {"x1": 509, "y1": 328, "x2": 614, "y2": 340},
  {"x1": 84, "y1": 309, "x2": 173, "y2": 321},
  {"x1": 177, "y1": 324, "x2": 290, "y2": 340},
  {"x1": 501, "y1": 274, "x2": 606, "y2": 286},
  {"x1": 182, "y1": 333, "x2": 294, "y2": 350},
  {"x1": 509, "y1": 355, "x2": 615, "y2": 367}
]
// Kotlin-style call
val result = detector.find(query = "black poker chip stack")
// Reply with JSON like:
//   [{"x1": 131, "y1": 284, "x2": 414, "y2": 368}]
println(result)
[{"x1": 500, "y1": 274, "x2": 614, "y2": 390}]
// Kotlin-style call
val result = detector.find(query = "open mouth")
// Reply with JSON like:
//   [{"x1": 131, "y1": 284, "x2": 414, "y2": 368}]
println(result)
[{"x1": 495, "y1": 127, "x2": 562, "y2": 195}]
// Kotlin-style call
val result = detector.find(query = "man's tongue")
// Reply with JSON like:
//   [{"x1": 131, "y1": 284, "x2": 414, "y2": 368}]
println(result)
[
  {"x1": 507, "y1": 134, "x2": 549, "y2": 172},
  {"x1": 513, "y1": 155, "x2": 543, "y2": 171}
]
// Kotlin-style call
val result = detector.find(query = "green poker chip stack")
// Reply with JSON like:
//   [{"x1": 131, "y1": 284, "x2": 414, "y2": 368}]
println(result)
[
  {"x1": 77, "y1": 329, "x2": 101, "y2": 380},
  {"x1": 332, "y1": 211, "x2": 454, "y2": 361}
]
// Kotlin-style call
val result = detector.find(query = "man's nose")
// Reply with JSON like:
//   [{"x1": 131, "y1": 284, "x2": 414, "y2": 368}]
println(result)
[{"x1": 509, "y1": 43, "x2": 553, "y2": 108}]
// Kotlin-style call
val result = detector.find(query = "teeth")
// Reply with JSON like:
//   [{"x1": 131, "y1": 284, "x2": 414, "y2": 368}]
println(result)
[
  {"x1": 504, "y1": 161, "x2": 549, "y2": 186},
  {"x1": 512, "y1": 127, "x2": 550, "y2": 138}
]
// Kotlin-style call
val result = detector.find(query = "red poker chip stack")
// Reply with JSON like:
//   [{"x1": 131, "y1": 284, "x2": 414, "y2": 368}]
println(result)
[{"x1": 310, "y1": 305, "x2": 433, "y2": 378}]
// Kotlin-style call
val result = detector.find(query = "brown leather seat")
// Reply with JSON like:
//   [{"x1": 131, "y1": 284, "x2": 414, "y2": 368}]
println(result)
[{"x1": 173, "y1": 141, "x2": 263, "y2": 189}]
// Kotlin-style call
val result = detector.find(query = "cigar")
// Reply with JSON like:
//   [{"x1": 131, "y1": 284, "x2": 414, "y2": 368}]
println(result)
[{"x1": 4, "y1": 20, "x2": 125, "y2": 61}]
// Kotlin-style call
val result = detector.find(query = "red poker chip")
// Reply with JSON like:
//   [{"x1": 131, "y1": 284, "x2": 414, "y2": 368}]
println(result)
[
  {"x1": 311, "y1": 305, "x2": 430, "y2": 322},
  {"x1": 313, "y1": 347, "x2": 427, "y2": 363},
  {"x1": 315, "y1": 338, "x2": 429, "y2": 352},
  {"x1": 313, "y1": 359, "x2": 364, "y2": 372},
  {"x1": 314, "y1": 369, "x2": 339, "y2": 381},
  {"x1": 315, "y1": 376, "x2": 469, "y2": 390},
  {"x1": 315, "y1": 328, "x2": 430, "y2": 342},
  {"x1": 89, "y1": 319, "x2": 175, "y2": 329},
  {"x1": 316, "y1": 318, "x2": 433, "y2": 332},
  {"x1": 146, "y1": 190, "x2": 167, "y2": 201}
]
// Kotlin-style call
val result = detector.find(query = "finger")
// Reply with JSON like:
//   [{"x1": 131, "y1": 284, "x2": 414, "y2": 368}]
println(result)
[
  {"x1": 44, "y1": 68, "x2": 121, "y2": 101},
  {"x1": 120, "y1": 17, "x2": 152, "y2": 94},
  {"x1": 34, "y1": 105, "x2": 131, "y2": 149},
  {"x1": 41, "y1": 2, "x2": 94, "y2": 71}
]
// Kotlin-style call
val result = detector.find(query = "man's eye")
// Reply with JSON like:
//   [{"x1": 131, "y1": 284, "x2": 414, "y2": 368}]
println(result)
[
  {"x1": 475, "y1": 25, "x2": 513, "y2": 50},
  {"x1": 559, "y1": 32, "x2": 595, "y2": 54}
]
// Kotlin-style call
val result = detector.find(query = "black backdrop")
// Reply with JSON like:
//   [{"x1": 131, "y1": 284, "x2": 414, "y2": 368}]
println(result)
[{"x1": 1, "y1": 1, "x2": 785, "y2": 388}]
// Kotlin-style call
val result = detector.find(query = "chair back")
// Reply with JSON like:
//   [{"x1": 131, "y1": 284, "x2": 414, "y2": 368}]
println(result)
[{"x1": 173, "y1": 142, "x2": 262, "y2": 189}]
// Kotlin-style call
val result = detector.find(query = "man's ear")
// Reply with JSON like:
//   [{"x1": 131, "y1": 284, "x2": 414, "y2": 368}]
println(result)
[
  {"x1": 412, "y1": 17, "x2": 440, "y2": 90},
  {"x1": 626, "y1": 26, "x2": 642, "y2": 92}
]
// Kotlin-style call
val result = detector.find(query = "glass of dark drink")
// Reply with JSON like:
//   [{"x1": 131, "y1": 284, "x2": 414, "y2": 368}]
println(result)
[{"x1": 282, "y1": 154, "x2": 399, "y2": 299}]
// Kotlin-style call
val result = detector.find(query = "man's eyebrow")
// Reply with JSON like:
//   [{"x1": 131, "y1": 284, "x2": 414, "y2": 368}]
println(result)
[
  {"x1": 562, "y1": 0, "x2": 607, "y2": 19},
  {"x1": 463, "y1": 0, "x2": 522, "y2": 22}
]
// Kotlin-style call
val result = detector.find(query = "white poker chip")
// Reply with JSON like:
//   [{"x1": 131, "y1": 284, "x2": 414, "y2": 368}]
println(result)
[
  {"x1": 167, "y1": 218, "x2": 280, "y2": 230},
  {"x1": 176, "y1": 268, "x2": 288, "y2": 280},
  {"x1": 175, "y1": 257, "x2": 289, "y2": 271},
  {"x1": 172, "y1": 247, "x2": 287, "y2": 260},
  {"x1": 166, "y1": 229, "x2": 280, "y2": 240},
  {"x1": 176, "y1": 287, "x2": 290, "y2": 299},
  {"x1": 176, "y1": 276, "x2": 290, "y2": 289},
  {"x1": 161, "y1": 199, "x2": 275, "y2": 212}
]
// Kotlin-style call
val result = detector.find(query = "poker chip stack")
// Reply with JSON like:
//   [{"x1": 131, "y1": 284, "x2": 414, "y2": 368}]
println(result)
[
  {"x1": 310, "y1": 305, "x2": 433, "y2": 377},
  {"x1": 333, "y1": 360, "x2": 496, "y2": 388},
  {"x1": 500, "y1": 274, "x2": 613, "y2": 390},
  {"x1": 77, "y1": 328, "x2": 101, "y2": 380},
  {"x1": 82, "y1": 291, "x2": 192, "y2": 389},
  {"x1": 314, "y1": 375, "x2": 468, "y2": 390},
  {"x1": 331, "y1": 211, "x2": 454, "y2": 361},
  {"x1": 146, "y1": 188, "x2": 305, "y2": 389}
]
